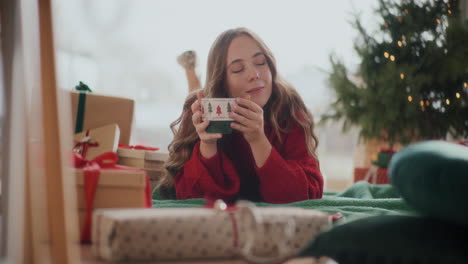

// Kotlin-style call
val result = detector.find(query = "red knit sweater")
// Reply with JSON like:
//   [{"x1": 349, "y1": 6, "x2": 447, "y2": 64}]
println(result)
[{"x1": 174, "y1": 124, "x2": 323, "y2": 203}]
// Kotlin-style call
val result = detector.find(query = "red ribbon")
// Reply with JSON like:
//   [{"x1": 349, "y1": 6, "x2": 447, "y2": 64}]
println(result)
[
  {"x1": 74, "y1": 130, "x2": 99, "y2": 158},
  {"x1": 203, "y1": 199, "x2": 239, "y2": 248},
  {"x1": 118, "y1": 143, "x2": 159, "y2": 151},
  {"x1": 74, "y1": 152, "x2": 152, "y2": 243}
]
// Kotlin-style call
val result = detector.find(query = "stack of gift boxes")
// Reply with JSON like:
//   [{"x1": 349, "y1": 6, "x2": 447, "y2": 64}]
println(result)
[{"x1": 70, "y1": 83, "x2": 168, "y2": 242}]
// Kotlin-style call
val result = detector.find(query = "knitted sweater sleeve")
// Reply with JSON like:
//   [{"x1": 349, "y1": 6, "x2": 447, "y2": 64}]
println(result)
[
  {"x1": 174, "y1": 141, "x2": 240, "y2": 202},
  {"x1": 256, "y1": 125, "x2": 324, "y2": 203}
]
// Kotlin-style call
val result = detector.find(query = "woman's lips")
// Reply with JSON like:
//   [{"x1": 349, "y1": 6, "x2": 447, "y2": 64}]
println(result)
[{"x1": 247, "y1": 87, "x2": 263, "y2": 94}]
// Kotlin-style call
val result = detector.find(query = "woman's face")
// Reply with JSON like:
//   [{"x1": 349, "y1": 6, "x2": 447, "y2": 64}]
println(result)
[{"x1": 225, "y1": 35, "x2": 273, "y2": 108}]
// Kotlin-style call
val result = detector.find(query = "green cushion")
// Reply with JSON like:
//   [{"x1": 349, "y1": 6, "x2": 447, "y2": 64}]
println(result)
[
  {"x1": 300, "y1": 215, "x2": 468, "y2": 264},
  {"x1": 389, "y1": 141, "x2": 468, "y2": 225}
]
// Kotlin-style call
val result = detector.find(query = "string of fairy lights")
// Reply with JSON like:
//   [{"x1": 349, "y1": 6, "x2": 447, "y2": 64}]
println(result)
[{"x1": 381, "y1": 0, "x2": 466, "y2": 112}]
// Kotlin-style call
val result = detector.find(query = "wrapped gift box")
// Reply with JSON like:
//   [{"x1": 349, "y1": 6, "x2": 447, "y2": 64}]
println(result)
[
  {"x1": 73, "y1": 124, "x2": 120, "y2": 160},
  {"x1": 70, "y1": 91, "x2": 134, "y2": 145},
  {"x1": 75, "y1": 168, "x2": 149, "y2": 237},
  {"x1": 354, "y1": 167, "x2": 389, "y2": 184},
  {"x1": 117, "y1": 148, "x2": 168, "y2": 191},
  {"x1": 91, "y1": 206, "x2": 331, "y2": 262}
]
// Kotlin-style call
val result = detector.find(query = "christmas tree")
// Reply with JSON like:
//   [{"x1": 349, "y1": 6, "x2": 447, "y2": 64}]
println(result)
[
  {"x1": 216, "y1": 105, "x2": 222, "y2": 116},
  {"x1": 208, "y1": 102, "x2": 213, "y2": 113},
  {"x1": 323, "y1": 0, "x2": 468, "y2": 147},
  {"x1": 227, "y1": 102, "x2": 232, "y2": 113}
]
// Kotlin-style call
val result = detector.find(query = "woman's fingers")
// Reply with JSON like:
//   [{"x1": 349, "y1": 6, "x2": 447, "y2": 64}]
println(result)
[
  {"x1": 191, "y1": 91, "x2": 204, "y2": 113},
  {"x1": 195, "y1": 118, "x2": 209, "y2": 132},
  {"x1": 231, "y1": 104, "x2": 257, "y2": 120},
  {"x1": 236, "y1": 97, "x2": 263, "y2": 113},
  {"x1": 200, "y1": 132, "x2": 222, "y2": 141},
  {"x1": 197, "y1": 91, "x2": 203, "y2": 101},
  {"x1": 196, "y1": 120, "x2": 222, "y2": 141},
  {"x1": 192, "y1": 111, "x2": 202, "y2": 125},
  {"x1": 230, "y1": 122, "x2": 248, "y2": 133},
  {"x1": 191, "y1": 99, "x2": 200, "y2": 114},
  {"x1": 230, "y1": 110, "x2": 255, "y2": 127}
]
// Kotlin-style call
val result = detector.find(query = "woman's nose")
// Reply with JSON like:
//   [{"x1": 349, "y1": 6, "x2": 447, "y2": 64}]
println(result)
[{"x1": 247, "y1": 64, "x2": 260, "y2": 81}]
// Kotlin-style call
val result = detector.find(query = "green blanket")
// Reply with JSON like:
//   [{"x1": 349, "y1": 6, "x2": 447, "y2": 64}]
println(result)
[{"x1": 152, "y1": 181, "x2": 418, "y2": 224}]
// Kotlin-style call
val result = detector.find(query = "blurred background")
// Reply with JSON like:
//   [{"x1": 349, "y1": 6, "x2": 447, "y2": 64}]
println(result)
[{"x1": 48, "y1": 0, "x2": 468, "y2": 191}]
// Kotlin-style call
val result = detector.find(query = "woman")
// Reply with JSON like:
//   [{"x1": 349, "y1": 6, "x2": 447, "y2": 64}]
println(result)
[{"x1": 159, "y1": 28, "x2": 323, "y2": 203}]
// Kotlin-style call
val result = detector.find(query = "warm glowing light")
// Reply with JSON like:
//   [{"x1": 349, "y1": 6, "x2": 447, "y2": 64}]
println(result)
[
  {"x1": 408, "y1": 96, "x2": 413, "y2": 102},
  {"x1": 448, "y1": 10, "x2": 452, "y2": 14},
  {"x1": 404, "y1": 9, "x2": 409, "y2": 14},
  {"x1": 390, "y1": 55, "x2": 395, "y2": 61},
  {"x1": 384, "y1": 52, "x2": 389, "y2": 58},
  {"x1": 446, "y1": 99, "x2": 450, "y2": 105},
  {"x1": 400, "y1": 73, "x2": 405, "y2": 79},
  {"x1": 421, "y1": 105, "x2": 425, "y2": 111},
  {"x1": 464, "y1": 82, "x2": 467, "y2": 88},
  {"x1": 402, "y1": 35, "x2": 406, "y2": 41},
  {"x1": 456, "y1": 93, "x2": 460, "y2": 98},
  {"x1": 420, "y1": 100, "x2": 424, "y2": 106},
  {"x1": 426, "y1": 100, "x2": 430, "y2": 106},
  {"x1": 398, "y1": 41, "x2": 403, "y2": 47},
  {"x1": 437, "y1": 19, "x2": 441, "y2": 24}
]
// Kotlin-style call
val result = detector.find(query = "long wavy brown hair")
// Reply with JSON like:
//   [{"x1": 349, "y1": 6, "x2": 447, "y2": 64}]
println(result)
[{"x1": 157, "y1": 28, "x2": 319, "y2": 198}]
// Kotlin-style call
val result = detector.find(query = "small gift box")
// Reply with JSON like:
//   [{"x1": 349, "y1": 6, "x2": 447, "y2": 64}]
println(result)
[
  {"x1": 91, "y1": 202, "x2": 331, "y2": 263},
  {"x1": 74, "y1": 152, "x2": 152, "y2": 243},
  {"x1": 116, "y1": 145, "x2": 168, "y2": 192},
  {"x1": 73, "y1": 123, "x2": 120, "y2": 160},
  {"x1": 70, "y1": 82, "x2": 134, "y2": 145},
  {"x1": 354, "y1": 167, "x2": 390, "y2": 184},
  {"x1": 354, "y1": 148, "x2": 395, "y2": 184},
  {"x1": 201, "y1": 98, "x2": 237, "y2": 134}
]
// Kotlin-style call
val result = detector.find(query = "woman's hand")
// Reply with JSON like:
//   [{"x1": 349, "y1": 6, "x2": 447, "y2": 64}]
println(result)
[
  {"x1": 230, "y1": 96, "x2": 267, "y2": 145},
  {"x1": 191, "y1": 92, "x2": 222, "y2": 158}
]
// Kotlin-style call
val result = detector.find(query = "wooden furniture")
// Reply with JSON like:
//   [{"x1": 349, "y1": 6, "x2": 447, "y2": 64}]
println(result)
[{"x1": 1, "y1": 0, "x2": 79, "y2": 263}]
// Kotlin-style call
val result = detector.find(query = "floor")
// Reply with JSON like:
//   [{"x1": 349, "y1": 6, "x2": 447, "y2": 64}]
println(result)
[{"x1": 80, "y1": 246, "x2": 335, "y2": 264}]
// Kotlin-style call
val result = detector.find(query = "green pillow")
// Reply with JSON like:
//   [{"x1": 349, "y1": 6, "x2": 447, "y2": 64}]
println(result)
[
  {"x1": 389, "y1": 141, "x2": 468, "y2": 225},
  {"x1": 300, "y1": 215, "x2": 468, "y2": 264}
]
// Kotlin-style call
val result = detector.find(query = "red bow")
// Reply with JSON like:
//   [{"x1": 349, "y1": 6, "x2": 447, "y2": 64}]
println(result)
[
  {"x1": 73, "y1": 152, "x2": 152, "y2": 243},
  {"x1": 118, "y1": 143, "x2": 159, "y2": 151},
  {"x1": 73, "y1": 130, "x2": 99, "y2": 158}
]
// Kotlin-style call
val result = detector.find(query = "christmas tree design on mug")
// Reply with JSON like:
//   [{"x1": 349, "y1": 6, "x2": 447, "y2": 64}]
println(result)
[{"x1": 201, "y1": 98, "x2": 237, "y2": 134}]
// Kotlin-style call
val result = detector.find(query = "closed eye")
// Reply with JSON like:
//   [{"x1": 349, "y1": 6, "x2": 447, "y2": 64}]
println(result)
[
  {"x1": 231, "y1": 63, "x2": 244, "y2": 73},
  {"x1": 254, "y1": 56, "x2": 266, "y2": 66}
]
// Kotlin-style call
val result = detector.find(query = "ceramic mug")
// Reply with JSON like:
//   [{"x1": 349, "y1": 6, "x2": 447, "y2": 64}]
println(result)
[{"x1": 201, "y1": 98, "x2": 237, "y2": 134}]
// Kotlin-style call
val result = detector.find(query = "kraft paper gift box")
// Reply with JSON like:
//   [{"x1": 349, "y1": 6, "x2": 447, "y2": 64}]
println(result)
[
  {"x1": 117, "y1": 147, "x2": 168, "y2": 191},
  {"x1": 70, "y1": 90, "x2": 134, "y2": 145},
  {"x1": 91, "y1": 204, "x2": 332, "y2": 263},
  {"x1": 74, "y1": 166, "x2": 151, "y2": 242},
  {"x1": 73, "y1": 123, "x2": 120, "y2": 160}
]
